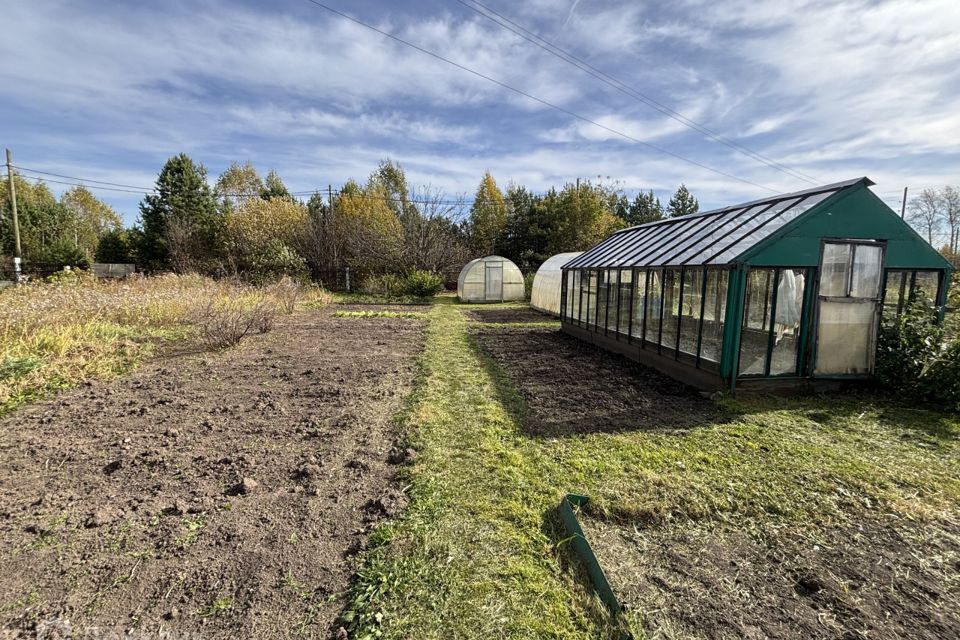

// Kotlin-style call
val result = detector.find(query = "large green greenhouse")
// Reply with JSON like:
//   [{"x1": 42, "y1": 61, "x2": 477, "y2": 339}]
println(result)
[{"x1": 560, "y1": 178, "x2": 953, "y2": 392}]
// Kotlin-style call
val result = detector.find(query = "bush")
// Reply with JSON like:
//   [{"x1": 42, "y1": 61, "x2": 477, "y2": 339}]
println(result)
[
  {"x1": 360, "y1": 273, "x2": 404, "y2": 297},
  {"x1": 876, "y1": 301, "x2": 960, "y2": 410},
  {"x1": 358, "y1": 270, "x2": 442, "y2": 298},
  {"x1": 191, "y1": 296, "x2": 277, "y2": 349},
  {"x1": 264, "y1": 276, "x2": 304, "y2": 314},
  {"x1": 401, "y1": 270, "x2": 443, "y2": 298},
  {"x1": 523, "y1": 272, "x2": 535, "y2": 300}
]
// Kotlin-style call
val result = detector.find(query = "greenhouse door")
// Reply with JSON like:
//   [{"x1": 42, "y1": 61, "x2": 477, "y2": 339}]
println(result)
[
  {"x1": 813, "y1": 240, "x2": 885, "y2": 376},
  {"x1": 485, "y1": 263, "x2": 503, "y2": 301}
]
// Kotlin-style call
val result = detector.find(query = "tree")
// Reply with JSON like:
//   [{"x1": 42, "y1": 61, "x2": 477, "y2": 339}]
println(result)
[
  {"x1": 399, "y1": 186, "x2": 469, "y2": 273},
  {"x1": 215, "y1": 161, "x2": 265, "y2": 210},
  {"x1": 468, "y1": 171, "x2": 507, "y2": 255},
  {"x1": 95, "y1": 229, "x2": 138, "y2": 264},
  {"x1": 942, "y1": 186, "x2": 960, "y2": 256},
  {"x1": 223, "y1": 196, "x2": 309, "y2": 280},
  {"x1": 907, "y1": 188, "x2": 944, "y2": 246},
  {"x1": 550, "y1": 180, "x2": 625, "y2": 255},
  {"x1": 138, "y1": 153, "x2": 220, "y2": 273},
  {"x1": 626, "y1": 190, "x2": 665, "y2": 225},
  {"x1": 0, "y1": 176, "x2": 95, "y2": 266},
  {"x1": 261, "y1": 169, "x2": 291, "y2": 200},
  {"x1": 334, "y1": 179, "x2": 404, "y2": 272},
  {"x1": 667, "y1": 184, "x2": 699, "y2": 218},
  {"x1": 61, "y1": 186, "x2": 122, "y2": 259}
]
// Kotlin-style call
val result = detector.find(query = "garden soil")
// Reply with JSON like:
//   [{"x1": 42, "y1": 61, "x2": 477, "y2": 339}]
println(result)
[{"x1": 0, "y1": 306, "x2": 425, "y2": 639}]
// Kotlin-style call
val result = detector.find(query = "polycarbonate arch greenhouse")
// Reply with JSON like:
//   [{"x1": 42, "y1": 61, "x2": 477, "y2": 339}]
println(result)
[
  {"x1": 531, "y1": 252, "x2": 582, "y2": 315},
  {"x1": 457, "y1": 255, "x2": 525, "y2": 303},
  {"x1": 560, "y1": 178, "x2": 953, "y2": 393}
]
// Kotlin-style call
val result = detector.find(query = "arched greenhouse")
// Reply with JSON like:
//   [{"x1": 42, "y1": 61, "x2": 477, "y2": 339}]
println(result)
[
  {"x1": 530, "y1": 252, "x2": 583, "y2": 315},
  {"x1": 457, "y1": 256, "x2": 525, "y2": 303}
]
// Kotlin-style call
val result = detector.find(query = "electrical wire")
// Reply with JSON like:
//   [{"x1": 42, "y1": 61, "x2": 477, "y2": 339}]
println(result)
[
  {"x1": 300, "y1": 0, "x2": 781, "y2": 194},
  {"x1": 12, "y1": 168, "x2": 501, "y2": 206},
  {"x1": 456, "y1": 0, "x2": 822, "y2": 186}
]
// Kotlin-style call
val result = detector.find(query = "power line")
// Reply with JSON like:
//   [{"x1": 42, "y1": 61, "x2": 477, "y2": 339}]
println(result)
[
  {"x1": 456, "y1": 0, "x2": 822, "y2": 186},
  {"x1": 12, "y1": 168, "x2": 492, "y2": 206},
  {"x1": 300, "y1": 0, "x2": 781, "y2": 194}
]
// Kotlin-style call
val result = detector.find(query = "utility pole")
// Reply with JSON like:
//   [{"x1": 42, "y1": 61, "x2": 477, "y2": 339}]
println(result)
[
  {"x1": 5, "y1": 149, "x2": 22, "y2": 282},
  {"x1": 900, "y1": 186, "x2": 908, "y2": 219}
]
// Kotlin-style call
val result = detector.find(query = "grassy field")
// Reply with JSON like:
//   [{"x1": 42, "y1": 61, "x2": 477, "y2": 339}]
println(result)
[
  {"x1": 0, "y1": 274, "x2": 326, "y2": 415},
  {"x1": 345, "y1": 300, "x2": 960, "y2": 639}
]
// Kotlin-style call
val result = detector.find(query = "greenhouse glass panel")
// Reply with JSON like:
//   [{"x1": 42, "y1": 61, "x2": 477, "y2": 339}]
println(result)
[
  {"x1": 769, "y1": 268, "x2": 806, "y2": 375},
  {"x1": 679, "y1": 269, "x2": 703, "y2": 356},
  {"x1": 819, "y1": 243, "x2": 851, "y2": 296},
  {"x1": 660, "y1": 269, "x2": 681, "y2": 350},
  {"x1": 639, "y1": 214, "x2": 726, "y2": 267},
  {"x1": 617, "y1": 269, "x2": 633, "y2": 334},
  {"x1": 882, "y1": 270, "x2": 907, "y2": 318},
  {"x1": 597, "y1": 270, "x2": 610, "y2": 329},
  {"x1": 913, "y1": 271, "x2": 940, "y2": 307},
  {"x1": 660, "y1": 208, "x2": 749, "y2": 265},
  {"x1": 618, "y1": 224, "x2": 685, "y2": 267},
  {"x1": 631, "y1": 270, "x2": 647, "y2": 338},
  {"x1": 739, "y1": 269, "x2": 774, "y2": 376},
  {"x1": 699, "y1": 269, "x2": 728, "y2": 365},
  {"x1": 677, "y1": 205, "x2": 768, "y2": 265},
  {"x1": 815, "y1": 301, "x2": 874, "y2": 375},
  {"x1": 584, "y1": 270, "x2": 598, "y2": 326},
  {"x1": 851, "y1": 245, "x2": 883, "y2": 298},
  {"x1": 645, "y1": 269, "x2": 663, "y2": 343},
  {"x1": 605, "y1": 270, "x2": 620, "y2": 332},
  {"x1": 569, "y1": 270, "x2": 580, "y2": 321}
]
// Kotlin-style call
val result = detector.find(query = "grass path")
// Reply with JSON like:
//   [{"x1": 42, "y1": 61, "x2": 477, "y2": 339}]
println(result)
[
  {"x1": 344, "y1": 300, "x2": 960, "y2": 639},
  {"x1": 343, "y1": 301, "x2": 611, "y2": 639}
]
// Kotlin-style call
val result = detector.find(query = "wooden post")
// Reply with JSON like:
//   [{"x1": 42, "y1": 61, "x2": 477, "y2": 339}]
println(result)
[{"x1": 5, "y1": 149, "x2": 23, "y2": 281}]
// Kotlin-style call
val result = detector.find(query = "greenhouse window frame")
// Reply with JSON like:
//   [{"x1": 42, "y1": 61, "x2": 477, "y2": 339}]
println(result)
[
  {"x1": 561, "y1": 265, "x2": 730, "y2": 375},
  {"x1": 735, "y1": 264, "x2": 816, "y2": 380}
]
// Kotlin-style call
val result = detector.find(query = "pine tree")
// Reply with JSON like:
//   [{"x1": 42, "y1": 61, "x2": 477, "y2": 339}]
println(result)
[
  {"x1": 261, "y1": 169, "x2": 292, "y2": 200},
  {"x1": 468, "y1": 171, "x2": 507, "y2": 255},
  {"x1": 667, "y1": 184, "x2": 699, "y2": 218},
  {"x1": 138, "y1": 154, "x2": 220, "y2": 272},
  {"x1": 626, "y1": 190, "x2": 665, "y2": 225}
]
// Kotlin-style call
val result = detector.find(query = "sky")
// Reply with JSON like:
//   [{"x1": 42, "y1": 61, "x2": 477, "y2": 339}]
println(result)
[{"x1": 2, "y1": 0, "x2": 959, "y2": 226}]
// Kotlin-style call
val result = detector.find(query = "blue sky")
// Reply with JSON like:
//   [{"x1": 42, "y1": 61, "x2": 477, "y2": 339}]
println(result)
[{"x1": 2, "y1": 0, "x2": 958, "y2": 226}]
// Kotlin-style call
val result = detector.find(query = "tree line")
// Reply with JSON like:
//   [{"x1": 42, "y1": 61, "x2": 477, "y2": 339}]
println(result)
[
  {"x1": 906, "y1": 186, "x2": 960, "y2": 266},
  {"x1": 1, "y1": 153, "x2": 704, "y2": 282}
]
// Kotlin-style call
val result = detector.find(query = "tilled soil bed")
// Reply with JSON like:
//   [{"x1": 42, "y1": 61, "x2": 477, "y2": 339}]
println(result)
[
  {"x1": 582, "y1": 516, "x2": 960, "y2": 639},
  {"x1": 465, "y1": 307, "x2": 553, "y2": 324},
  {"x1": 471, "y1": 326, "x2": 725, "y2": 436},
  {"x1": 0, "y1": 307, "x2": 425, "y2": 639}
]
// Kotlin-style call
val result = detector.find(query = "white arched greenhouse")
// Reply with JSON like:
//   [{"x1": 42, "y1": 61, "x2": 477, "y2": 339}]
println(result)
[
  {"x1": 531, "y1": 252, "x2": 583, "y2": 315},
  {"x1": 457, "y1": 256, "x2": 525, "y2": 303}
]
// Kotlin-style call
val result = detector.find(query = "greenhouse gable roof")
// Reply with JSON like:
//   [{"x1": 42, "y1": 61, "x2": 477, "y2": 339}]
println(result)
[{"x1": 564, "y1": 177, "x2": 874, "y2": 269}]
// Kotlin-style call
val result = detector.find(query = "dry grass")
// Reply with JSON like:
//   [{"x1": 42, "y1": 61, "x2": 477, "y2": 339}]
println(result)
[{"x1": 0, "y1": 273, "x2": 329, "y2": 414}]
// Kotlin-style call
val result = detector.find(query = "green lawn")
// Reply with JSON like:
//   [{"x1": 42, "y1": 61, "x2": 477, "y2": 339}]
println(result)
[{"x1": 344, "y1": 299, "x2": 960, "y2": 639}]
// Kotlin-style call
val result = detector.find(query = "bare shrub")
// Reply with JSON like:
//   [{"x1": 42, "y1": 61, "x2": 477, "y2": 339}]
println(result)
[
  {"x1": 191, "y1": 296, "x2": 278, "y2": 349},
  {"x1": 265, "y1": 277, "x2": 303, "y2": 314}
]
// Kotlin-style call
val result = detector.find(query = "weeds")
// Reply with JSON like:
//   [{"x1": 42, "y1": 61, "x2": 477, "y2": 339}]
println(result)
[
  {"x1": 0, "y1": 274, "x2": 329, "y2": 414},
  {"x1": 196, "y1": 596, "x2": 233, "y2": 618}
]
